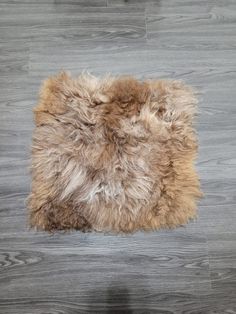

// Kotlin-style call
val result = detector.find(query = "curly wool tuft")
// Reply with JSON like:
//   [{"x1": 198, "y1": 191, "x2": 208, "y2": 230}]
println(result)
[{"x1": 27, "y1": 72, "x2": 202, "y2": 233}]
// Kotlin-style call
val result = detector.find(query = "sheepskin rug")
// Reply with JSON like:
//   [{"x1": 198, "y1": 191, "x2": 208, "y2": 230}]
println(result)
[{"x1": 27, "y1": 72, "x2": 202, "y2": 233}]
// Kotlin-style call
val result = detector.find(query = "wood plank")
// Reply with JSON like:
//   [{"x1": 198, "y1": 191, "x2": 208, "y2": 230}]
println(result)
[{"x1": 0, "y1": 5, "x2": 146, "y2": 44}]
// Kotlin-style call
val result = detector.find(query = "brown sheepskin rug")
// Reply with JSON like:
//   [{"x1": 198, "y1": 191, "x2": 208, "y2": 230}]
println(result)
[{"x1": 27, "y1": 72, "x2": 202, "y2": 233}]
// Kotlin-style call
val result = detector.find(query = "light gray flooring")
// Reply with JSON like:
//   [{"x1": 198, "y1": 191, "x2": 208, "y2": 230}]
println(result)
[{"x1": 0, "y1": 1, "x2": 236, "y2": 313}]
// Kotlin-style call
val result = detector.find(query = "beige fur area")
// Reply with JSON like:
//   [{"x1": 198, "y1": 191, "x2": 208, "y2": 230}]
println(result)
[{"x1": 27, "y1": 71, "x2": 202, "y2": 233}]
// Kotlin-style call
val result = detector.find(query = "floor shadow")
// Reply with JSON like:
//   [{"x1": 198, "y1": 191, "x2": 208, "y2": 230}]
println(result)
[
  {"x1": 106, "y1": 284, "x2": 133, "y2": 314},
  {"x1": 87, "y1": 282, "x2": 133, "y2": 313}
]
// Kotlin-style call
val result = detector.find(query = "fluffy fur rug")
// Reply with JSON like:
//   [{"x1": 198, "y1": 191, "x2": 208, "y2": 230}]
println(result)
[{"x1": 27, "y1": 72, "x2": 202, "y2": 233}]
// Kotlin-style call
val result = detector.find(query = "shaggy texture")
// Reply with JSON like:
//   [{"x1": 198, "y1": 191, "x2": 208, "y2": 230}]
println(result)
[{"x1": 27, "y1": 72, "x2": 202, "y2": 233}]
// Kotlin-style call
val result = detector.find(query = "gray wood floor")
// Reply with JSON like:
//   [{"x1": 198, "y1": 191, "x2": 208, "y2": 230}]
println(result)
[{"x1": 0, "y1": 0, "x2": 236, "y2": 313}]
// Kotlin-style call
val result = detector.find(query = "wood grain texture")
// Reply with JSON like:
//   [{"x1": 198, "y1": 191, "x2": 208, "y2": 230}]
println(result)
[
  {"x1": 0, "y1": 0, "x2": 236, "y2": 313},
  {"x1": 0, "y1": 4, "x2": 146, "y2": 44}
]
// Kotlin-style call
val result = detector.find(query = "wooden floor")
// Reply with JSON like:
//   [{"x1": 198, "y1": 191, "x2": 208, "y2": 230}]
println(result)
[{"x1": 0, "y1": 0, "x2": 236, "y2": 313}]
